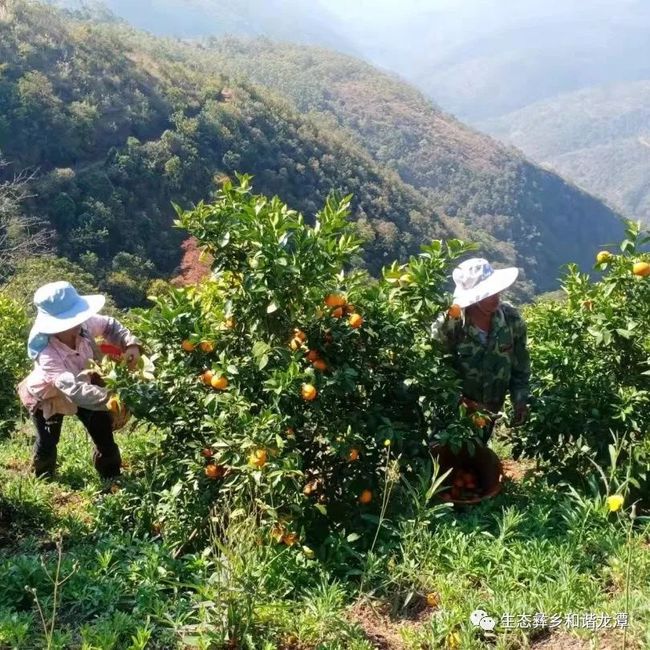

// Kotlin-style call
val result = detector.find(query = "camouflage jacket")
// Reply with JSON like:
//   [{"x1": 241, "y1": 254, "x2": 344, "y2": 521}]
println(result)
[{"x1": 432, "y1": 303, "x2": 531, "y2": 409}]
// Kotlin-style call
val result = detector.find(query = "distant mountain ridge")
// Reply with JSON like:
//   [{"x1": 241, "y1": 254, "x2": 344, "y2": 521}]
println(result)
[
  {"x1": 482, "y1": 80, "x2": 650, "y2": 223},
  {"x1": 49, "y1": 0, "x2": 357, "y2": 52},
  {"x1": 183, "y1": 38, "x2": 624, "y2": 292}
]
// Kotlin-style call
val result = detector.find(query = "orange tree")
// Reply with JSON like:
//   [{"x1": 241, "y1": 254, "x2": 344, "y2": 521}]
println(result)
[
  {"x1": 0, "y1": 294, "x2": 29, "y2": 436},
  {"x1": 105, "y1": 176, "x2": 479, "y2": 550},
  {"x1": 515, "y1": 221, "x2": 650, "y2": 491}
]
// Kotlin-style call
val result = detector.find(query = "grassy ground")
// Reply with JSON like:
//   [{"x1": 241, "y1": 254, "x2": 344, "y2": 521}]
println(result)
[{"x1": 0, "y1": 418, "x2": 648, "y2": 649}]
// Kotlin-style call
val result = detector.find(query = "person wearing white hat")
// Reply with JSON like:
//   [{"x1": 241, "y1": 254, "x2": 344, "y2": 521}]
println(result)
[
  {"x1": 17, "y1": 281, "x2": 141, "y2": 479},
  {"x1": 432, "y1": 258, "x2": 530, "y2": 441}
]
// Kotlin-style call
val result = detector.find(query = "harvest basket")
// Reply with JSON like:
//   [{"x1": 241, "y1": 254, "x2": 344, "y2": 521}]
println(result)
[{"x1": 431, "y1": 443, "x2": 503, "y2": 505}]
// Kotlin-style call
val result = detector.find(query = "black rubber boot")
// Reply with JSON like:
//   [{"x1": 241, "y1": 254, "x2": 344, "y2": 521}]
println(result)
[
  {"x1": 93, "y1": 444, "x2": 122, "y2": 479},
  {"x1": 32, "y1": 451, "x2": 57, "y2": 479}
]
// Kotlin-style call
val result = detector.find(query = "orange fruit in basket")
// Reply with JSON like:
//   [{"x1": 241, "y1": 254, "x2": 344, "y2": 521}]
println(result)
[
  {"x1": 348, "y1": 448, "x2": 360, "y2": 462},
  {"x1": 359, "y1": 489, "x2": 373, "y2": 504}
]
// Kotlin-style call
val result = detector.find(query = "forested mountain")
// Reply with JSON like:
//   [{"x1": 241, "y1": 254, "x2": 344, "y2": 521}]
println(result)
[
  {"x1": 482, "y1": 81, "x2": 650, "y2": 223},
  {"x1": 0, "y1": 1, "x2": 625, "y2": 305},
  {"x1": 0, "y1": 0, "x2": 464, "y2": 305},
  {"x1": 182, "y1": 38, "x2": 624, "y2": 291}
]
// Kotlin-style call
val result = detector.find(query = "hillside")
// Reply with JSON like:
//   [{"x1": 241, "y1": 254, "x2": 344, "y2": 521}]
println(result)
[
  {"x1": 482, "y1": 81, "x2": 650, "y2": 223},
  {"x1": 180, "y1": 38, "x2": 624, "y2": 292},
  {"x1": 0, "y1": 0, "x2": 464, "y2": 302}
]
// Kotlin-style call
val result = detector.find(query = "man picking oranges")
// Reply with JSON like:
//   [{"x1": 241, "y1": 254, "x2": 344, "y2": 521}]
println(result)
[{"x1": 432, "y1": 258, "x2": 531, "y2": 442}]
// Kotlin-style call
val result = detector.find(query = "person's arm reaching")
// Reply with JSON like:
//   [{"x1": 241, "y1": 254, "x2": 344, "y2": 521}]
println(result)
[{"x1": 86, "y1": 315, "x2": 142, "y2": 369}]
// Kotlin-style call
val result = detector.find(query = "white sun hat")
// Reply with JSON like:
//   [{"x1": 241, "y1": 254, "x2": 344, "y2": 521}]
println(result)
[
  {"x1": 32, "y1": 281, "x2": 105, "y2": 334},
  {"x1": 452, "y1": 258, "x2": 519, "y2": 308}
]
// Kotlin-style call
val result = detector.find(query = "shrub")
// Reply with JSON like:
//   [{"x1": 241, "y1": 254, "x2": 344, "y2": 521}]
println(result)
[
  {"x1": 105, "y1": 176, "x2": 478, "y2": 551},
  {"x1": 0, "y1": 294, "x2": 29, "y2": 435},
  {"x1": 514, "y1": 221, "x2": 650, "y2": 488}
]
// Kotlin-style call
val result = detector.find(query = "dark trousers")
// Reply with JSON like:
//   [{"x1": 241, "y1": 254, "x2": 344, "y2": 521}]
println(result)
[{"x1": 32, "y1": 408, "x2": 121, "y2": 479}]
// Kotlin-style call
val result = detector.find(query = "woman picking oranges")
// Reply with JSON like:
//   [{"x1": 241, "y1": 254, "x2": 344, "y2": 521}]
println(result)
[{"x1": 17, "y1": 282, "x2": 141, "y2": 479}]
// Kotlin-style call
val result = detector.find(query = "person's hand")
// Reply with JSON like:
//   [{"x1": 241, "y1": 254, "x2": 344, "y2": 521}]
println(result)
[
  {"x1": 124, "y1": 345, "x2": 141, "y2": 370},
  {"x1": 512, "y1": 403, "x2": 529, "y2": 426}
]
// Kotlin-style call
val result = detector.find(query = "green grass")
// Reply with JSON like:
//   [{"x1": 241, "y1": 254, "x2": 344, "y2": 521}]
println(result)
[{"x1": 0, "y1": 419, "x2": 648, "y2": 649}]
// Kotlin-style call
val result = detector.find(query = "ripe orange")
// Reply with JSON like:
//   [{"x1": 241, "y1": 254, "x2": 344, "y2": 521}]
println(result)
[
  {"x1": 282, "y1": 532, "x2": 298, "y2": 546},
  {"x1": 305, "y1": 350, "x2": 320, "y2": 362},
  {"x1": 199, "y1": 340, "x2": 215, "y2": 353},
  {"x1": 301, "y1": 383, "x2": 317, "y2": 401},
  {"x1": 293, "y1": 328, "x2": 307, "y2": 343},
  {"x1": 312, "y1": 359, "x2": 328, "y2": 372},
  {"x1": 205, "y1": 464, "x2": 224, "y2": 479},
  {"x1": 348, "y1": 313, "x2": 364, "y2": 328},
  {"x1": 596, "y1": 250, "x2": 613, "y2": 264},
  {"x1": 448, "y1": 304, "x2": 462, "y2": 319},
  {"x1": 181, "y1": 339, "x2": 195, "y2": 352},
  {"x1": 359, "y1": 489, "x2": 373, "y2": 504},
  {"x1": 201, "y1": 447, "x2": 214, "y2": 458},
  {"x1": 633, "y1": 261, "x2": 650, "y2": 277},
  {"x1": 331, "y1": 307, "x2": 344, "y2": 318},
  {"x1": 210, "y1": 375, "x2": 229, "y2": 391},
  {"x1": 200, "y1": 369, "x2": 214, "y2": 385},
  {"x1": 348, "y1": 448, "x2": 360, "y2": 462},
  {"x1": 325, "y1": 293, "x2": 346, "y2": 308},
  {"x1": 472, "y1": 414, "x2": 488, "y2": 428},
  {"x1": 248, "y1": 449, "x2": 268, "y2": 468}
]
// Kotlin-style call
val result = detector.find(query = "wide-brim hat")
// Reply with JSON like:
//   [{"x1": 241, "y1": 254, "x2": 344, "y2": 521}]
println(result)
[
  {"x1": 452, "y1": 258, "x2": 519, "y2": 308},
  {"x1": 32, "y1": 281, "x2": 105, "y2": 335}
]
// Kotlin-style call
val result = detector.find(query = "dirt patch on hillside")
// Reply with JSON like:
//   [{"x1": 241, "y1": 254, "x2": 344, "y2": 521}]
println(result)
[
  {"x1": 347, "y1": 598, "x2": 436, "y2": 649},
  {"x1": 532, "y1": 629, "x2": 637, "y2": 649}
]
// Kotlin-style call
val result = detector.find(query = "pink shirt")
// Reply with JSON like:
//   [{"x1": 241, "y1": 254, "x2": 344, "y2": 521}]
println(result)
[{"x1": 18, "y1": 315, "x2": 139, "y2": 419}]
